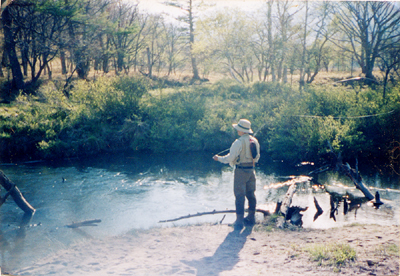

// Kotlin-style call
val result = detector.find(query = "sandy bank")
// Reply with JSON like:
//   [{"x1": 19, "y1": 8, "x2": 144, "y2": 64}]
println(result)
[{"x1": 14, "y1": 223, "x2": 399, "y2": 276}]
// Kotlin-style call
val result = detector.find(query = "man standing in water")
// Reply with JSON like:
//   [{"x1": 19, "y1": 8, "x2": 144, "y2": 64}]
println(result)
[{"x1": 213, "y1": 119, "x2": 260, "y2": 230}]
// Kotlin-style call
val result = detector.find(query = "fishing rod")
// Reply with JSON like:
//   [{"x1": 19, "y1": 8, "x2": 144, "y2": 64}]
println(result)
[{"x1": 214, "y1": 122, "x2": 268, "y2": 156}]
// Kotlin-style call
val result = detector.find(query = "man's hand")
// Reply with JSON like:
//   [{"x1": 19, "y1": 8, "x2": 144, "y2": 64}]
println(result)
[{"x1": 213, "y1": 155, "x2": 219, "y2": 161}]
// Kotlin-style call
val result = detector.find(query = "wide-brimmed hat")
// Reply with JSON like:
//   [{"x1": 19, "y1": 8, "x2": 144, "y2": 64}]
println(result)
[{"x1": 232, "y1": 119, "x2": 253, "y2": 134}]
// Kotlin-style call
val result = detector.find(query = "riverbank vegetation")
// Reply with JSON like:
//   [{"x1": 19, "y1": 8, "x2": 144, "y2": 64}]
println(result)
[{"x1": 0, "y1": 75, "x2": 399, "y2": 175}]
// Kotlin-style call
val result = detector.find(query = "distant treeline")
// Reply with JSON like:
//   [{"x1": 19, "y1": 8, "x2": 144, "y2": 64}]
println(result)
[
  {"x1": 1, "y1": 0, "x2": 399, "y2": 94},
  {"x1": 0, "y1": 76, "x2": 398, "y2": 175}
]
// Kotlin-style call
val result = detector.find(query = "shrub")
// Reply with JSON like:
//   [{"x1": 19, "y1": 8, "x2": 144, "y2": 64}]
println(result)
[
  {"x1": 0, "y1": 76, "x2": 149, "y2": 160},
  {"x1": 0, "y1": 75, "x2": 398, "y2": 170},
  {"x1": 305, "y1": 243, "x2": 356, "y2": 268}
]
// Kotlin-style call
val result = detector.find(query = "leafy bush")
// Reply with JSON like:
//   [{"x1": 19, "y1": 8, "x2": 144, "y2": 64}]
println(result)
[
  {"x1": 0, "y1": 76, "x2": 148, "y2": 160},
  {"x1": 0, "y1": 75, "x2": 399, "y2": 172},
  {"x1": 141, "y1": 89, "x2": 206, "y2": 152}
]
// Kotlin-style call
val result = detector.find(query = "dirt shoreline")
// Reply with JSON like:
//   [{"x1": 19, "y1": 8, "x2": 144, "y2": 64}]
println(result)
[{"x1": 14, "y1": 223, "x2": 399, "y2": 276}]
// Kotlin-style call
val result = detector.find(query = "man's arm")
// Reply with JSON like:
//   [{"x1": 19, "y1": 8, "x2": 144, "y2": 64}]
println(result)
[{"x1": 213, "y1": 139, "x2": 242, "y2": 165}]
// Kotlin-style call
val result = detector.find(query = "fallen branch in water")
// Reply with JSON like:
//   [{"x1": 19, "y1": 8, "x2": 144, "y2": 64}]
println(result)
[
  {"x1": 0, "y1": 170, "x2": 35, "y2": 214},
  {"x1": 66, "y1": 219, "x2": 102, "y2": 228},
  {"x1": 159, "y1": 209, "x2": 270, "y2": 223},
  {"x1": 309, "y1": 142, "x2": 375, "y2": 201}
]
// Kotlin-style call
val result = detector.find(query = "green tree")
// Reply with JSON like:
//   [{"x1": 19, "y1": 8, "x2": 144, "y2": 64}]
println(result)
[
  {"x1": 66, "y1": 0, "x2": 110, "y2": 79},
  {"x1": 107, "y1": 1, "x2": 140, "y2": 74}
]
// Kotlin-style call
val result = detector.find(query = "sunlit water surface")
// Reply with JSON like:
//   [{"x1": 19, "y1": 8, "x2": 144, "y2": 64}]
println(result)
[{"x1": 0, "y1": 152, "x2": 398, "y2": 273}]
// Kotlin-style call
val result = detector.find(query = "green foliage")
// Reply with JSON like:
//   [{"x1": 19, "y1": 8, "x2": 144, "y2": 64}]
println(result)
[
  {"x1": 304, "y1": 243, "x2": 356, "y2": 268},
  {"x1": 0, "y1": 76, "x2": 399, "y2": 171},
  {"x1": 268, "y1": 83, "x2": 400, "y2": 164},
  {"x1": 141, "y1": 89, "x2": 206, "y2": 152},
  {"x1": 0, "y1": 76, "x2": 148, "y2": 160}
]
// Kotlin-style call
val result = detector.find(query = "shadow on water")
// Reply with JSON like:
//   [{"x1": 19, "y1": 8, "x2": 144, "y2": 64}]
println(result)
[{"x1": 181, "y1": 226, "x2": 253, "y2": 276}]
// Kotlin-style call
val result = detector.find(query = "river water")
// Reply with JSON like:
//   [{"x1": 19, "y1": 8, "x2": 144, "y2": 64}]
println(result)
[{"x1": 0, "y1": 152, "x2": 399, "y2": 273}]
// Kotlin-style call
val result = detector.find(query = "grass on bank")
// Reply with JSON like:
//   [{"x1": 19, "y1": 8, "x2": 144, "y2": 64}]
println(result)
[{"x1": 304, "y1": 243, "x2": 356, "y2": 269}]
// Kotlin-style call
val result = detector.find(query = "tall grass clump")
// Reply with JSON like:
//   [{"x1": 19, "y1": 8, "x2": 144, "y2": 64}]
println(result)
[{"x1": 304, "y1": 243, "x2": 356, "y2": 270}]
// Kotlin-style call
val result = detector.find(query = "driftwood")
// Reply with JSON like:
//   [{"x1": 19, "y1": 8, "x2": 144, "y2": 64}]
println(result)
[
  {"x1": 336, "y1": 162, "x2": 374, "y2": 200},
  {"x1": 309, "y1": 143, "x2": 375, "y2": 201},
  {"x1": 0, "y1": 170, "x2": 35, "y2": 214},
  {"x1": 275, "y1": 177, "x2": 310, "y2": 228},
  {"x1": 66, "y1": 219, "x2": 102, "y2": 228},
  {"x1": 159, "y1": 209, "x2": 270, "y2": 223},
  {"x1": 313, "y1": 196, "x2": 323, "y2": 221}
]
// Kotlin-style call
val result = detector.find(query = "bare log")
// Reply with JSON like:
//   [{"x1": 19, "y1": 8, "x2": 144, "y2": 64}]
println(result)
[
  {"x1": 0, "y1": 170, "x2": 35, "y2": 214},
  {"x1": 159, "y1": 209, "x2": 270, "y2": 223},
  {"x1": 275, "y1": 176, "x2": 311, "y2": 228},
  {"x1": 336, "y1": 162, "x2": 374, "y2": 200},
  {"x1": 66, "y1": 219, "x2": 102, "y2": 228},
  {"x1": 276, "y1": 182, "x2": 297, "y2": 228},
  {"x1": 310, "y1": 143, "x2": 375, "y2": 201}
]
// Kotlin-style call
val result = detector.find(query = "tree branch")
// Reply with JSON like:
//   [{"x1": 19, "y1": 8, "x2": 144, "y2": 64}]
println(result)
[{"x1": 159, "y1": 209, "x2": 270, "y2": 223}]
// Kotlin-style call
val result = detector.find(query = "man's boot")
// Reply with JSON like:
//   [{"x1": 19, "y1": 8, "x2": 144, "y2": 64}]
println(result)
[
  {"x1": 244, "y1": 210, "x2": 256, "y2": 226},
  {"x1": 230, "y1": 213, "x2": 244, "y2": 230}
]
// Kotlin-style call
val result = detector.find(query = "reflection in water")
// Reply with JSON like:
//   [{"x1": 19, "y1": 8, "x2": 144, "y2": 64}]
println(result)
[{"x1": 0, "y1": 151, "x2": 398, "y2": 273}]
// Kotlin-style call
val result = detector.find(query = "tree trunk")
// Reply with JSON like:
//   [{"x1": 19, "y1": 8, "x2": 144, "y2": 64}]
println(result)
[
  {"x1": 299, "y1": 0, "x2": 308, "y2": 91},
  {"x1": 76, "y1": 56, "x2": 90, "y2": 79},
  {"x1": 147, "y1": 47, "x2": 152, "y2": 78},
  {"x1": 60, "y1": 50, "x2": 67, "y2": 74},
  {"x1": 0, "y1": 170, "x2": 35, "y2": 214},
  {"x1": 188, "y1": 0, "x2": 199, "y2": 80},
  {"x1": 2, "y1": 6, "x2": 24, "y2": 90}
]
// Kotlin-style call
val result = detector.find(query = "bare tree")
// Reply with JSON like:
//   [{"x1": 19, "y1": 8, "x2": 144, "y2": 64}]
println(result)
[
  {"x1": 273, "y1": 0, "x2": 302, "y2": 83},
  {"x1": 163, "y1": 22, "x2": 185, "y2": 76},
  {"x1": 141, "y1": 15, "x2": 165, "y2": 78},
  {"x1": 1, "y1": 0, "x2": 25, "y2": 90},
  {"x1": 299, "y1": 0, "x2": 308, "y2": 89},
  {"x1": 13, "y1": 1, "x2": 73, "y2": 85},
  {"x1": 305, "y1": 1, "x2": 336, "y2": 84},
  {"x1": 165, "y1": 0, "x2": 200, "y2": 80},
  {"x1": 378, "y1": 45, "x2": 400, "y2": 98},
  {"x1": 333, "y1": 2, "x2": 400, "y2": 80}
]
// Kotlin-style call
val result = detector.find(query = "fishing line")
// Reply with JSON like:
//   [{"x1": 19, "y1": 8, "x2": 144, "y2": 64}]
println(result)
[
  {"x1": 214, "y1": 109, "x2": 395, "y2": 156},
  {"x1": 284, "y1": 109, "x2": 395, "y2": 119}
]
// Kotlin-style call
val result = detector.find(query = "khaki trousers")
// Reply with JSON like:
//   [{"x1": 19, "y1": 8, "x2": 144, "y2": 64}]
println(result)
[{"x1": 234, "y1": 166, "x2": 256, "y2": 216}]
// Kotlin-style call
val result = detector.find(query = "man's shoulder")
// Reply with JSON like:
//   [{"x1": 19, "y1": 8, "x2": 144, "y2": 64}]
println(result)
[{"x1": 250, "y1": 135, "x2": 259, "y2": 142}]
